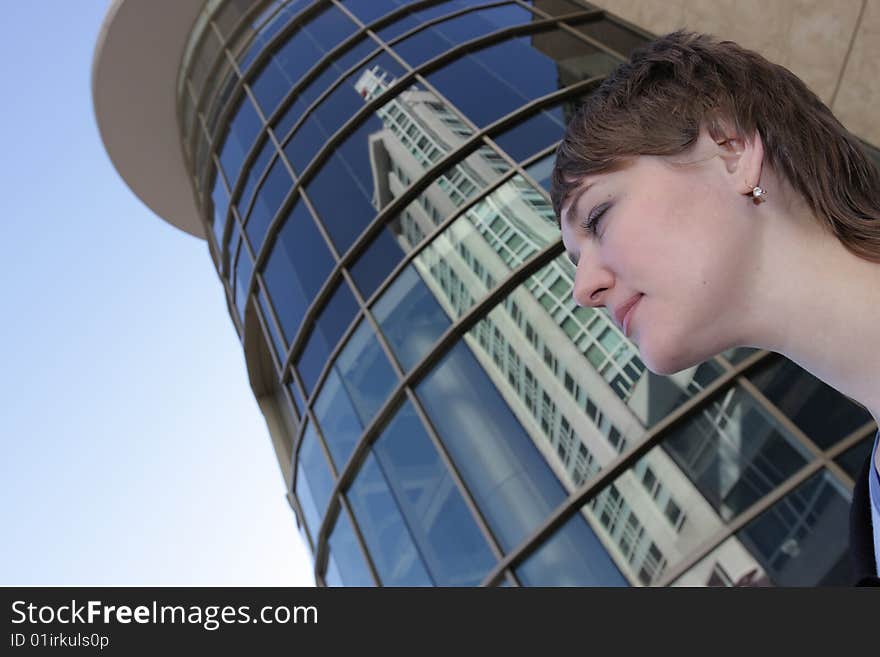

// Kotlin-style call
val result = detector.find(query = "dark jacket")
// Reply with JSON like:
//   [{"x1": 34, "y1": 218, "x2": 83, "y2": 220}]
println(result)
[{"x1": 849, "y1": 452, "x2": 880, "y2": 586}]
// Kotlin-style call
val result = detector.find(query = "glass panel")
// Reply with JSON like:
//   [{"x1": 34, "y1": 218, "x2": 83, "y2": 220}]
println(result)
[
  {"x1": 325, "y1": 506, "x2": 376, "y2": 586},
  {"x1": 835, "y1": 435, "x2": 876, "y2": 480},
  {"x1": 372, "y1": 399, "x2": 498, "y2": 585},
  {"x1": 295, "y1": 421, "x2": 336, "y2": 539},
  {"x1": 376, "y1": 0, "x2": 490, "y2": 42},
  {"x1": 348, "y1": 142, "x2": 513, "y2": 299},
  {"x1": 565, "y1": 16, "x2": 647, "y2": 58},
  {"x1": 262, "y1": 201, "x2": 335, "y2": 345},
  {"x1": 283, "y1": 51, "x2": 406, "y2": 173},
  {"x1": 245, "y1": 155, "x2": 294, "y2": 250},
  {"x1": 672, "y1": 471, "x2": 853, "y2": 586},
  {"x1": 335, "y1": 320, "x2": 399, "y2": 426},
  {"x1": 236, "y1": 136, "x2": 275, "y2": 220},
  {"x1": 516, "y1": 511, "x2": 627, "y2": 586},
  {"x1": 391, "y1": 4, "x2": 536, "y2": 68},
  {"x1": 426, "y1": 29, "x2": 619, "y2": 127},
  {"x1": 340, "y1": 0, "x2": 413, "y2": 24},
  {"x1": 233, "y1": 242, "x2": 254, "y2": 319},
  {"x1": 189, "y1": 24, "x2": 221, "y2": 101},
  {"x1": 296, "y1": 278, "x2": 361, "y2": 395},
  {"x1": 218, "y1": 94, "x2": 262, "y2": 188},
  {"x1": 238, "y1": 1, "x2": 312, "y2": 73},
  {"x1": 347, "y1": 451, "x2": 434, "y2": 586},
  {"x1": 663, "y1": 386, "x2": 813, "y2": 521},
  {"x1": 373, "y1": 264, "x2": 451, "y2": 371},
  {"x1": 525, "y1": 0, "x2": 589, "y2": 15},
  {"x1": 287, "y1": 377, "x2": 305, "y2": 417},
  {"x1": 748, "y1": 356, "x2": 873, "y2": 449},
  {"x1": 492, "y1": 103, "x2": 569, "y2": 162},
  {"x1": 211, "y1": 169, "x2": 230, "y2": 248},
  {"x1": 416, "y1": 340, "x2": 572, "y2": 551},
  {"x1": 257, "y1": 287, "x2": 286, "y2": 363},
  {"x1": 525, "y1": 152, "x2": 555, "y2": 192},
  {"x1": 251, "y1": 5, "x2": 358, "y2": 117},
  {"x1": 314, "y1": 368, "x2": 364, "y2": 471},
  {"x1": 273, "y1": 37, "x2": 378, "y2": 141}
]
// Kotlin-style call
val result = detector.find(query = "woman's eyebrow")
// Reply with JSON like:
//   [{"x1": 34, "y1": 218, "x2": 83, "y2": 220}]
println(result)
[{"x1": 562, "y1": 183, "x2": 594, "y2": 229}]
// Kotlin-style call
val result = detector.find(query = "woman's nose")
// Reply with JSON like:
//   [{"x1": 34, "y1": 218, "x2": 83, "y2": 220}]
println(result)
[{"x1": 572, "y1": 256, "x2": 613, "y2": 308}]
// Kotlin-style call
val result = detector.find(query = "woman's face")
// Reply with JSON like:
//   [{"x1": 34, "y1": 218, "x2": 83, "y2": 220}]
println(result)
[{"x1": 560, "y1": 145, "x2": 759, "y2": 375}]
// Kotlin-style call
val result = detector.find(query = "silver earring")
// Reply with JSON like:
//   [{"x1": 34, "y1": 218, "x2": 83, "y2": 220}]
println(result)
[{"x1": 750, "y1": 186, "x2": 767, "y2": 202}]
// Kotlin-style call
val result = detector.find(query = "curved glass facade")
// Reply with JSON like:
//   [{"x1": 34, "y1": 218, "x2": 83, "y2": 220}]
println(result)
[{"x1": 177, "y1": 0, "x2": 877, "y2": 586}]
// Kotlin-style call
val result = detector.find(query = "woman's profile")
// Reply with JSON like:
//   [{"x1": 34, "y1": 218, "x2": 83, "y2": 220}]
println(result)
[{"x1": 551, "y1": 31, "x2": 880, "y2": 586}]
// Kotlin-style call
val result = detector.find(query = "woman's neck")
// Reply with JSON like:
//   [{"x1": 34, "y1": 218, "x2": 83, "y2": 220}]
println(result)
[{"x1": 741, "y1": 200, "x2": 880, "y2": 428}]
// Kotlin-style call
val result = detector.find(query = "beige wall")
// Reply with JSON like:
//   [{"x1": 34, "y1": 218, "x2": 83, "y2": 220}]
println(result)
[{"x1": 587, "y1": 0, "x2": 879, "y2": 146}]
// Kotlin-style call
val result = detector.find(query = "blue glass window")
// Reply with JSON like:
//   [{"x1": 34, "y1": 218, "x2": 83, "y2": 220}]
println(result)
[
  {"x1": 283, "y1": 51, "x2": 405, "y2": 173},
  {"x1": 295, "y1": 421, "x2": 336, "y2": 539},
  {"x1": 304, "y1": 118, "x2": 384, "y2": 253},
  {"x1": 416, "y1": 341, "x2": 572, "y2": 551},
  {"x1": 286, "y1": 377, "x2": 305, "y2": 418},
  {"x1": 525, "y1": 152, "x2": 554, "y2": 192},
  {"x1": 335, "y1": 320, "x2": 399, "y2": 426},
  {"x1": 347, "y1": 451, "x2": 434, "y2": 586},
  {"x1": 516, "y1": 513, "x2": 627, "y2": 586},
  {"x1": 262, "y1": 201, "x2": 335, "y2": 345},
  {"x1": 296, "y1": 278, "x2": 360, "y2": 395},
  {"x1": 211, "y1": 169, "x2": 230, "y2": 249},
  {"x1": 325, "y1": 506, "x2": 376, "y2": 586},
  {"x1": 257, "y1": 288, "x2": 286, "y2": 364},
  {"x1": 373, "y1": 265, "x2": 451, "y2": 371},
  {"x1": 233, "y1": 243, "x2": 254, "y2": 320},
  {"x1": 376, "y1": 0, "x2": 489, "y2": 41},
  {"x1": 245, "y1": 156, "x2": 294, "y2": 250},
  {"x1": 492, "y1": 105, "x2": 566, "y2": 162},
  {"x1": 566, "y1": 16, "x2": 647, "y2": 58},
  {"x1": 251, "y1": 5, "x2": 358, "y2": 117},
  {"x1": 748, "y1": 357, "x2": 873, "y2": 449},
  {"x1": 314, "y1": 369, "x2": 364, "y2": 471},
  {"x1": 349, "y1": 226, "x2": 406, "y2": 300},
  {"x1": 236, "y1": 137, "x2": 275, "y2": 220},
  {"x1": 735, "y1": 470, "x2": 851, "y2": 585},
  {"x1": 340, "y1": 0, "x2": 413, "y2": 24},
  {"x1": 391, "y1": 4, "x2": 535, "y2": 68},
  {"x1": 238, "y1": 1, "x2": 312, "y2": 72},
  {"x1": 218, "y1": 94, "x2": 262, "y2": 188},
  {"x1": 426, "y1": 30, "x2": 615, "y2": 128},
  {"x1": 273, "y1": 37, "x2": 378, "y2": 141},
  {"x1": 371, "y1": 400, "x2": 497, "y2": 585}
]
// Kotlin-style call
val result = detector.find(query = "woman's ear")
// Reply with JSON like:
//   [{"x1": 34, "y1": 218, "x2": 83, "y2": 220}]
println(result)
[{"x1": 715, "y1": 127, "x2": 765, "y2": 195}]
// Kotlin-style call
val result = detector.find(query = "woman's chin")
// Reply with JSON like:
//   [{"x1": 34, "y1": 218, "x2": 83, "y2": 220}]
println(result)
[{"x1": 638, "y1": 338, "x2": 707, "y2": 377}]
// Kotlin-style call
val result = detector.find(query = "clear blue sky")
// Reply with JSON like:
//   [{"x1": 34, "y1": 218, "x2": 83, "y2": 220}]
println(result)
[{"x1": 0, "y1": 1, "x2": 314, "y2": 586}]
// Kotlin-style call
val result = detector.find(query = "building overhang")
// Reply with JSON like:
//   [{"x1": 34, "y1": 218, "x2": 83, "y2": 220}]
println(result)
[{"x1": 92, "y1": 0, "x2": 207, "y2": 239}]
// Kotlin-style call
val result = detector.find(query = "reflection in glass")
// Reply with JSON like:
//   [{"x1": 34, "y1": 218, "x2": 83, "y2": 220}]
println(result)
[
  {"x1": 565, "y1": 16, "x2": 647, "y2": 58},
  {"x1": 325, "y1": 506, "x2": 376, "y2": 586},
  {"x1": 262, "y1": 201, "x2": 335, "y2": 345},
  {"x1": 663, "y1": 386, "x2": 812, "y2": 521},
  {"x1": 245, "y1": 155, "x2": 294, "y2": 250},
  {"x1": 257, "y1": 288, "x2": 286, "y2": 365},
  {"x1": 673, "y1": 471, "x2": 853, "y2": 586},
  {"x1": 314, "y1": 368, "x2": 363, "y2": 471},
  {"x1": 218, "y1": 94, "x2": 262, "y2": 188},
  {"x1": 295, "y1": 278, "x2": 360, "y2": 396},
  {"x1": 237, "y1": 137, "x2": 275, "y2": 223},
  {"x1": 391, "y1": 3, "x2": 537, "y2": 68},
  {"x1": 295, "y1": 421, "x2": 336, "y2": 540},
  {"x1": 373, "y1": 264, "x2": 451, "y2": 372},
  {"x1": 492, "y1": 104, "x2": 567, "y2": 162},
  {"x1": 525, "y1": 152, "x2": 554, "y2": 192},
  {"x1": 426, "y1": 29, "x2": 618, "y2": 128},
  {"x1": 238, "y1": 0, "x2": 313, "y2": 73},
  {"x1": 748, "y1": 356, "x2": 872, "y2": 449},
  {"x1": 211, "y1": 170, "x2": 230, "y2": 248},
  {"x1": 375, "y1": 0, "x2": 492, "y2": 42},
  {"x1": 370, "y1": 400, "x2": 497, "y2": 585},
  {"x1": 286, "y1": 377, "x2": 305, "y2": 418},
  {"x1": 347, "y1": 451, "x2": 434, "y2": 586},
  {"x1": 233, "y1": 242, "x2": 253, "y2": 320},
  {"x1": 250, "y1": 4, "x2": 357, "y2": 117},
  {"x1": 334, "y1": 320, "x2": 399, "y2": 427},
  {"x1": 834, "y1": 434, "x2": 876, "y2": 480}
]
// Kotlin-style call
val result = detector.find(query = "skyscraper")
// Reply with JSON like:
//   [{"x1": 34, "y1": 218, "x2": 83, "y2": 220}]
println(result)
[{"x1": 93, "y1": 0, "x2": 880, "y2": 586}]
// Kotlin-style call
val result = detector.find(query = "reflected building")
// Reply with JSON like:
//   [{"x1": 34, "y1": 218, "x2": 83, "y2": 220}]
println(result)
[{"x1": 94, "y1": 0, "x2": 880, "y2": 586}]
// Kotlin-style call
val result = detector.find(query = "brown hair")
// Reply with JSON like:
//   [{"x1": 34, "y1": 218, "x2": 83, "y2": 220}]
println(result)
[{"x1": 551, "y1": 31, "x2": 880, "y2": 262}]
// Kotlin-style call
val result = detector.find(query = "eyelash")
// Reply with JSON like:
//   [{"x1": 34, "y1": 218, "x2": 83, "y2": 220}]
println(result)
[{"x1": 581, "y1": 202, "x2": 610, "y2": 235}]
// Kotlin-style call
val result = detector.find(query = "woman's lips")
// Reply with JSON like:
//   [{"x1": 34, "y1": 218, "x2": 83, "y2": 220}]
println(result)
[{"x1": 622, "y1": 294, "x2": 643, "y2": 338}]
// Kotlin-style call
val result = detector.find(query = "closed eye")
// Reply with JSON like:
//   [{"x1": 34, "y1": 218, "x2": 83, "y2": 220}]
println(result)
[{"x1": 581, "y1": 202, "x2": 610, "y2": 236}]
